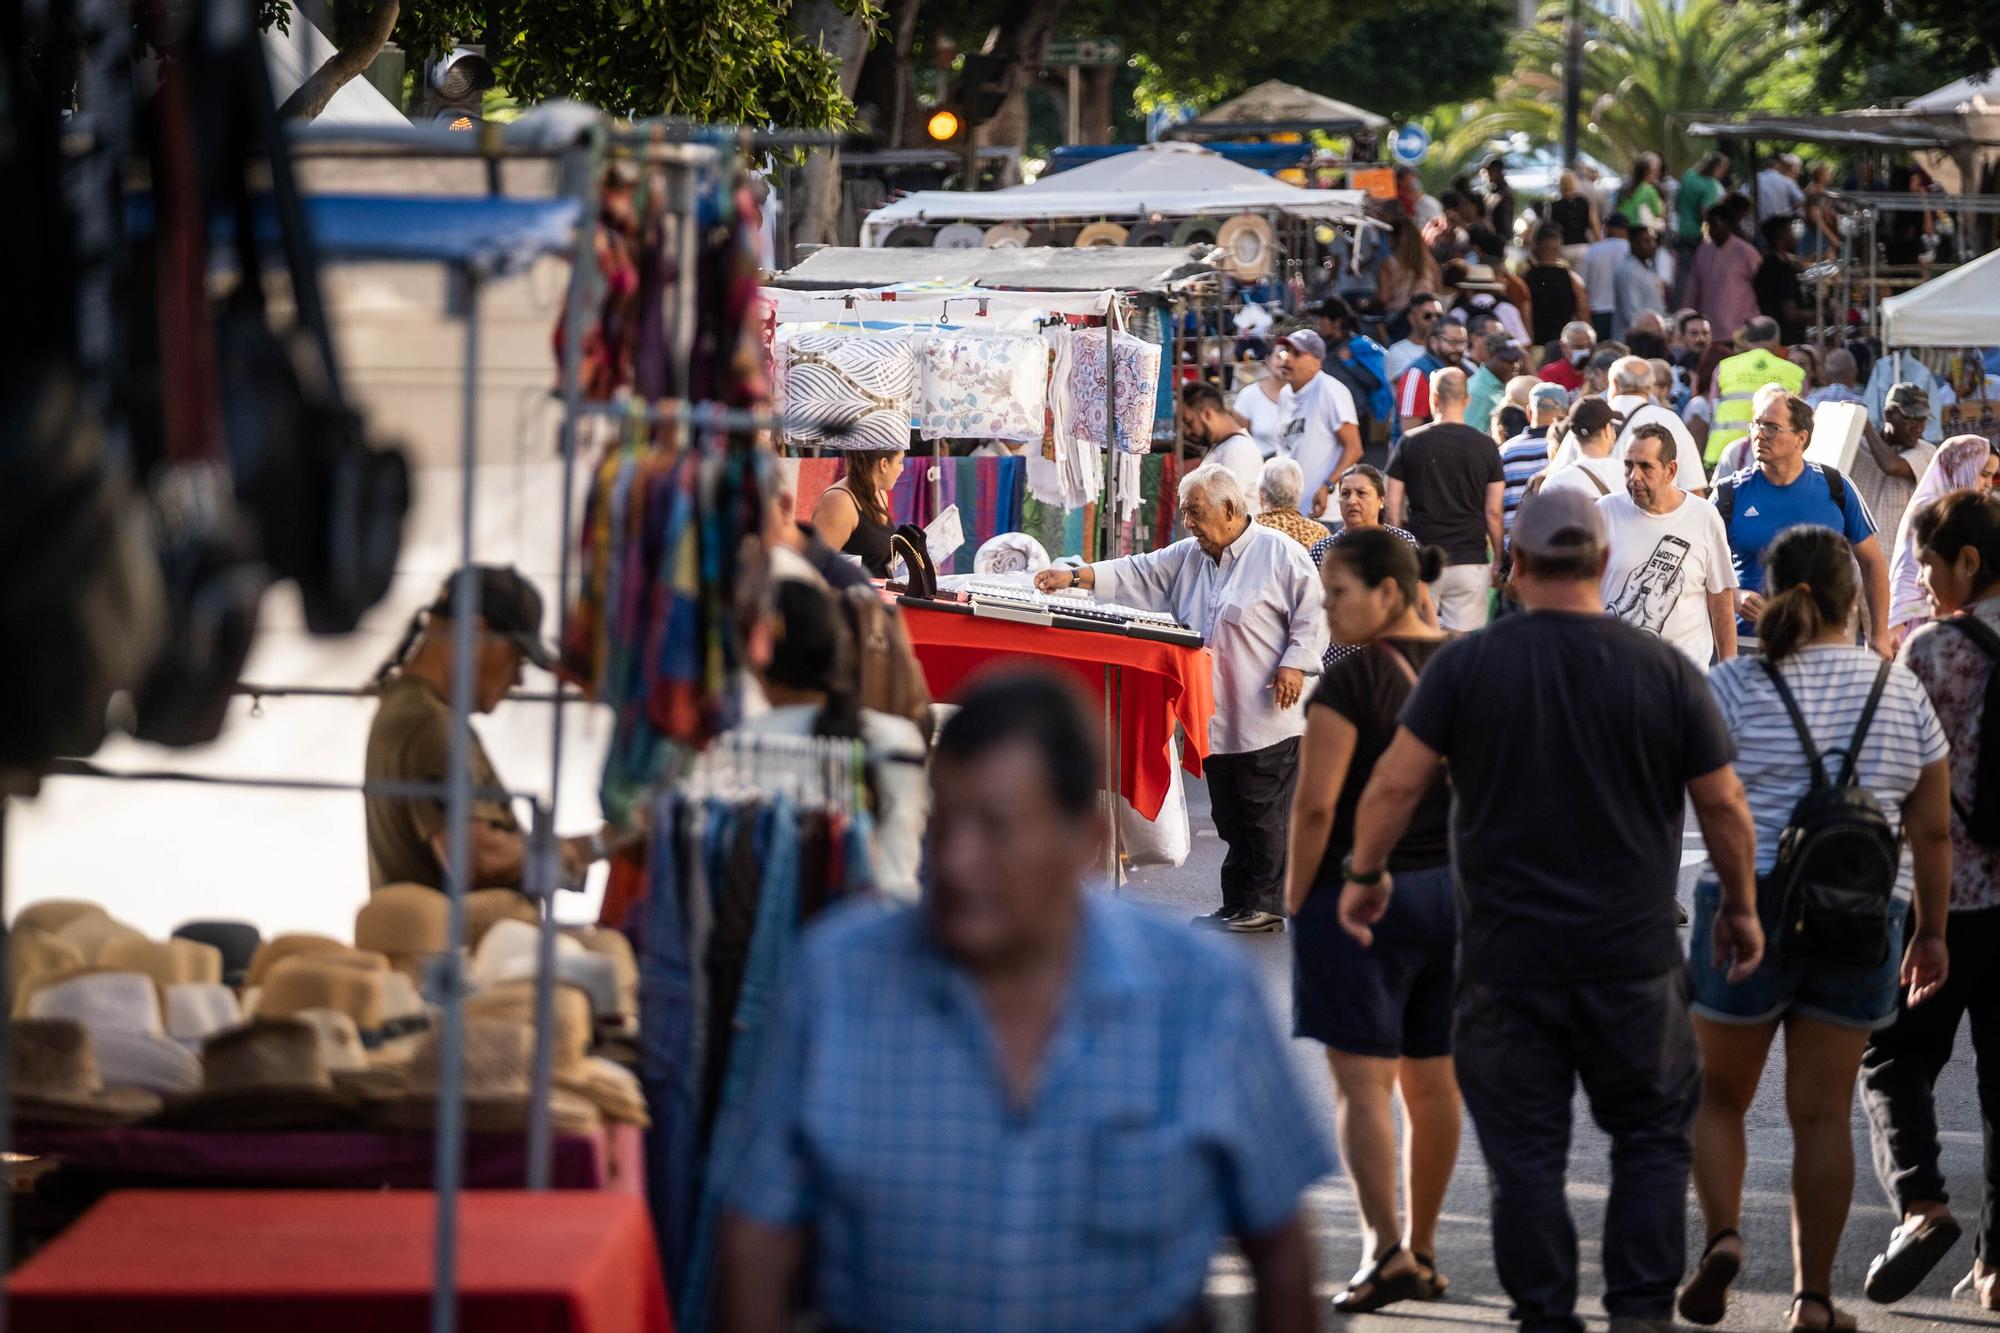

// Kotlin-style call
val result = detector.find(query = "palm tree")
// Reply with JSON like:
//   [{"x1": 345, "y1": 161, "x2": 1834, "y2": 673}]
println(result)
[{"x1": 1435, "y1": 0, "x2": 1806, "y2": 180}]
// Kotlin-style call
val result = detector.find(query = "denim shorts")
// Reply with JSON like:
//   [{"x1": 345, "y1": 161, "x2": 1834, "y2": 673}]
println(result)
[{"x1": 1687, "y1": 878, "x2": 1905, "y2": 1031}]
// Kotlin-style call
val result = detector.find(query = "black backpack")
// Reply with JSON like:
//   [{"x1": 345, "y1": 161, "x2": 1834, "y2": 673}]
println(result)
[
  {"x1": 1713, "y1": 465, "x2": 1850, "y2": 527},
  {"x1": 1943, "y1": 614, "x2": 2000, "y2": 845},
  {"x1": 1760, "y1": 659, "x2": 1900, "y2": 968}
]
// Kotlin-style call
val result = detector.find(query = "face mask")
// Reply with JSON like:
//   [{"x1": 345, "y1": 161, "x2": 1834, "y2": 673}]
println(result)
[{"x1": 1570, "y1": 348, "x2": 1590, "y2": 366}]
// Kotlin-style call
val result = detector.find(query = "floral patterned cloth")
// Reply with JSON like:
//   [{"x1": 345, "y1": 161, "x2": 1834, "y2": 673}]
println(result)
[
  {"x1": 1066, "y1": 329, "x2": 1162, "y2": 454},
  {"x1": 1901, "y1": 599, "x2": 2000, "y2": 912},
  {"x1": 779, "y1": 332, "x2": 917, "y2": 451},
  {"x1": 918, "y1": 333, "x2": 1048, "y2": 442}
]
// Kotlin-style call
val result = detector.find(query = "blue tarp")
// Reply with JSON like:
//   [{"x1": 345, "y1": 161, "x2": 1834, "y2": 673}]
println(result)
[{"x1": 129, "y1": 193, "x2": 583, "y2": 277}]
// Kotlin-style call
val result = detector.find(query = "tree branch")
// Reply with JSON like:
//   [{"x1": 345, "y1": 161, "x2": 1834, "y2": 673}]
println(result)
[{"x1": 275, "y1": 0, "x2": 400, "y2": 122}]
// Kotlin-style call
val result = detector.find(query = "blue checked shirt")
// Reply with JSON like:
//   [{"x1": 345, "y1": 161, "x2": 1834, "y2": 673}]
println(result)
[{"x1": 713, "y1": 893, "x2": 1333, "y2": 1333}]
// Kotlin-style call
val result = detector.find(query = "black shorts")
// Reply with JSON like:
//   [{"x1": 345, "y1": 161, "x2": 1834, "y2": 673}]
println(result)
[{"x1": 1293, "y1": 862, "x2": 1458, "y2": 1059}]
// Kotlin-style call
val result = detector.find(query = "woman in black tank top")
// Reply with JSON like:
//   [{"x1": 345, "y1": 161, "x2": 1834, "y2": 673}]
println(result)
[
  {"x1": 1550, "y1": 169, "x2": 1599, "y2": 247},
  {"x1": 1523, "y1": 222, "x2": 1583, "y2": 347},
  {"x1": 811, "y1": 448, "x2": 906, "y2": 578}
]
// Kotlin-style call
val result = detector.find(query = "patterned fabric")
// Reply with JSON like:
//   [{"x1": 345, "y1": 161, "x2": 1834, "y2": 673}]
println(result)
[
  {"x1": 1068, "y1": 329, "x2": 1163, "y2": 454},
  {"x1": 1257, "y1": 507, "x2": 1333, "y2": 550},
  {"x1": 918, "y1": 333, "x2": 1048, "y2": 443},
  {"x1": 782, "y1": 332, "x2": 917, "y2": 451},
  {"x1": 1901, "y1": 600, "x2": 2000, "y2": 912},
  {"x1": 712, "y1": 894, "x2": 1333, "y2": 1333}
]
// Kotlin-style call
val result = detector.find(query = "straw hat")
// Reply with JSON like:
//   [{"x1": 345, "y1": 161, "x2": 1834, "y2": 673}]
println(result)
[
  {"x1": 932, "y1": 222, "x2": 984, "y2": 250},
  {"x1": 171, "y1": 921, "x2": 262, "y2": 988},
  {"x1": 10, "y1": 1018, "x2": 163, "y2": 1128},
  {"x1": 15, "y1": 900, "x2": 108, "y2": 936},
  {"x1": 464, "y1": 889, "x2": 539, "y2": 951},
  {"x1": 1215, "y1": 214, "x2": 1277, "y2": 281},
  {"x1": 355, "y1": 885, "x2": 450, "y2": 974},
  {"x1": 287, "y1": 1009, "x2": 408, "y2": 1101},
  {"x1": 1073, "y1": 221, "x2": 1129, "y2": 249},
  {"x1": 473, "y1": 921, "x2": 621, "y2": 1022},
  {"x1": 243, "y1": 933, "x2": 352, "y2": 989},
  {"x1": 1457, "y1": 263, "x2": 1508, "y2": 294},
  {"x1": 982, "y1": 222, "x2": 1030, "y2": 249},
  {"x1": 26, "y1": 971, "x2": 202, "y2": 1095},
  {"x1": 1171, "y1": 215, "x2": 1224, "y2": 246},
  {"x1": 153, "y1": 1018, "x2": 362, "y2": 1130},
  {"x1": 165, "y1": 983, "x2": 243, "y2": 1048},
  {"x1": 98, "y1": 936, "x2": 223, "y2": 990},
  {"x1": 9, "y1": 928, "x2": 84, "y2": 1018},
  {"x1": 464, "y1": 982, "x2": 647, "y2": 1125},
  {"x1": 54, "y1": 913, "x2": 147, "y2": 965},
  {"x1": 258, "y1": 956, "x2": 430, "y2": 1061},
  {"x1": 371, "y1": 1017, "x2": 600, "y2": 1135}
]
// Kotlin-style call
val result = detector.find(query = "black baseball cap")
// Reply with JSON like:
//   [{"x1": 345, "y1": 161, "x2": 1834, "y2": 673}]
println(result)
[{"x1": 429, "y1": 565, "x2": 556, "y2": 670}]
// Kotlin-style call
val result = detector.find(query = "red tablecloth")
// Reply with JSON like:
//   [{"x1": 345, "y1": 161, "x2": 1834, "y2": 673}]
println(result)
[
  {"x1": 901, "y1": 607, "x2": 1213, "y2": 820},
  {"x1": 9, "y1": 1190, "x2": 671, "y2": 1333},
  {"x1": 12, "y1": 1126, "x2": 643, "y2": 1193}
]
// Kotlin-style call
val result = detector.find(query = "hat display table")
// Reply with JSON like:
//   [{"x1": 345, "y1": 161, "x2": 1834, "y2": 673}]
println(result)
[
  {"x1": 898, "y1": 604, "x2": 1214, "y2": 820},
  {"x1": 13, "y1": 1123, "x2": 646, "y2": 1194},
  {"x1": 8, "y1": 1189, "x2": 671, "y2": 1333}
]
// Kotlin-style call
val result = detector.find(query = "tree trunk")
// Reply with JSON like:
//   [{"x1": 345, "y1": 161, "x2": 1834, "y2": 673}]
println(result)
[
  {"x1": 972, "y1": 0, "x2": 1069, "y2": 155},
  {"x1": 852, "y1": 0, "x2": 919, "y2": 148},
  {"x1": 275, "y1": 0, "x2": 399, "y2": 122},
  {"x1": 790, "y1": 0, "x2": 872, "y2": 253}
]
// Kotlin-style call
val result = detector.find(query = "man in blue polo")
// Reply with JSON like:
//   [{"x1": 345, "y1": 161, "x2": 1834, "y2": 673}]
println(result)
[
  {"x1": 714, "y1": 673, "x2": 1330, "y2": 1333},
  {"x1": 1715, "y1": 385, "x2": 1888, "y2": 654}
]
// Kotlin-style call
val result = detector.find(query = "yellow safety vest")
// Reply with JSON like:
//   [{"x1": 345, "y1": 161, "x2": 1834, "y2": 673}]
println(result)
[{"x1": 1707, "y1": 349, "x2": 1805, "y2": 467}]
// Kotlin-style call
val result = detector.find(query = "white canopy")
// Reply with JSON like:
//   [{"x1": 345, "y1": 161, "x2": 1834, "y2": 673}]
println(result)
[
  {"x1": 1188, "y1": 79, "x2": 1388, "y2": 133},
  {"x1": 1880, "y1": 247, "x2": 2000, "y2": 346},
  {"x1": 1905, "y1": 69, "x2": 2000, "y2": 113},
  {"x1": 860, "y1": 142, "x2": 1367, "y2": 245}
]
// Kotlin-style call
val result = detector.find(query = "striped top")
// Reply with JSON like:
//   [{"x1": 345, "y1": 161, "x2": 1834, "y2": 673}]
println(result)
[
  {"x1": 1707, "y1": 645, "x2": 1949, "y2": 902},
  {"x1": 1498, "y1": 427, "x2": 1554, "y2": 534}
]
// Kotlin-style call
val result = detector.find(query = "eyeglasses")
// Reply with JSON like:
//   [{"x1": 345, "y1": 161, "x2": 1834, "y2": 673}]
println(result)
[
  {"x1": 1411, "y1": 308, "x2": 1440, "y2": 322},
  {"x1": 1750, "y1": 418, "x2": 1793, "y2": 435}
]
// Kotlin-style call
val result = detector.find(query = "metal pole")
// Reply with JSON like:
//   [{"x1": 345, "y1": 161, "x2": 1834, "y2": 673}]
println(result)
[
  {"x1": 1066, "y1": 67, "x2": 1080, "y2": 146},
  {"x1": 430, "y1": 269, "x2": 483, "y2": 1333},
  {"x1": 523, "y1": 804, "x2": 561, "y2": 1190},
  {"x1": 1561, "y1": 0, "x2": 1583, "y2": 169},
  {"x1": 1102, "y1": 299, "x2": 1118, "y2": 559},
  {"x1": 1, "y1": 796, "x2": 11, "y2": 1308},
  {"x1": 1103, "y1": 664, "x2": 1115, "y2": 884}
]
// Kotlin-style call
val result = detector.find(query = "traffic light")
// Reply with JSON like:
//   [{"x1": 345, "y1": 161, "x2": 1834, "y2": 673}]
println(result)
[
  {"x1": 924, "y1": 50, "x2": 1009, "y2": 188},
  {"x1": 417, "y1": 47, "x2": 495, "y2": 128},
  {"x1": 926, "y1": 107, "x2": 963, "y2": 144}
]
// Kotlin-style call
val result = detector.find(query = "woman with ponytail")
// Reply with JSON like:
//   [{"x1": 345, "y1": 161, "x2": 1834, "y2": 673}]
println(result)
[
  {"x1": 737, "y1": 575, "x2": 927, "y2": 899},
  {"x1": 811, "y1": 448, "x2": 907, "y2": 578},
  {"x1": 1285, "y1": 527, "x2": 1460, "y2": 1314},
  {"x1": 1681, "y1": 524, "x2": 1952, "y2": 1330}
]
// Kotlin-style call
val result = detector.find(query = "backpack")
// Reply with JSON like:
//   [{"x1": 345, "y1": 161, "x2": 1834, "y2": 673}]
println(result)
[
  {"x1": 840, "y1": 587, "x2": 935, "y2": 741},
  {"x1": 1759, "y1": 659, "x2": 1900, "y2": 968},
  {"x1": 1942, "y1": 614, "x2": 2000, "y2": 845},
  {"x1": 1713, "y1": 465, "x2": 1849, "y2": 528}
]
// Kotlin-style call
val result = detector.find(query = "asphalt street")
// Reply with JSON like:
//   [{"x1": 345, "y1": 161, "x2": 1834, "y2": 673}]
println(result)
[{"x1": 1123, "y1": 777, "x2": 1991, "y2": 1331}]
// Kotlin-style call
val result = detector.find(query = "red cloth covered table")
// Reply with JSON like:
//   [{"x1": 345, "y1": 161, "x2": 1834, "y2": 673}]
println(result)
[
  {"x1": 900, "y1": 606, "x2": 1213, "y2": 820},
  {"x1": 8, "y1": 1190, "x2": 671, "y2": 1333}
]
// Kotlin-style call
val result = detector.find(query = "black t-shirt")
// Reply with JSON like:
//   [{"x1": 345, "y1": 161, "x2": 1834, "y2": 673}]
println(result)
[
  {"x1": 1385, "y1": 422, "x2": 1504, "y2": 565},
  {"x1": 1398, "y1": 610, "x2": 1736, "y2": 986},
  {"x1": 1754, "y1": 256, "x2": 1805, "y2": 345},
  {"x1": 1310, "y1": 638, "x2": 1451, "y2": 881}
]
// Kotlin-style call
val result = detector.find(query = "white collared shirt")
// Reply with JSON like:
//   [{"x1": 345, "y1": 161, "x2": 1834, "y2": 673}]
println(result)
[{"x1": 1089, "y1": 523, "x2": 1327, "y2": 755}]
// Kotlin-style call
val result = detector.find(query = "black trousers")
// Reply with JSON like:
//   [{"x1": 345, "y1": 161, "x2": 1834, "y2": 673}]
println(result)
[
  {"x1": 1860, "y1": 907, "x2": 2000, "y2": 1260},
  {"x1": 1205, "y1": 737, "x2": 1298, "y2": 917},
  {"x1": 1454, "y1": 969, "x2": 1701, "y2": 1332}
]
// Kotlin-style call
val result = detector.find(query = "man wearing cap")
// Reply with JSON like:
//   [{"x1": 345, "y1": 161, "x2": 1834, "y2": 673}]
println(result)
[
  {"x1": 1500, "y1": 383, "x2": 1572, "y2": 536},
  {"x1": 1549, "y1": 355, "x2": 1712, "y2": 496},
  {"x1": 363, "y1": 566, "x2": 625, "y2": 894},
  {"x1": 1343, "y1": 486, "x2": 1760, "y2": 1333},
  {"x1": 1465, "y1": 334, "x2": 1524, "y2": 436},
  {"x1": 1851, "y1": 382, "x2": 1939, "y2": 554},
  {"x1": 1275, "y1": 329, "x2": 1363, "y2": 518}
]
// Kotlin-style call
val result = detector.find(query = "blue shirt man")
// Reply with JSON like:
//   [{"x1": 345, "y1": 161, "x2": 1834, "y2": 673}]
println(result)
[
  {"x1": 714, "y1": 674, "x2": 1330, "y2": 1333},
  {"x1": 1715, "y1": 390, "x2": 1888, "y2": 646}
]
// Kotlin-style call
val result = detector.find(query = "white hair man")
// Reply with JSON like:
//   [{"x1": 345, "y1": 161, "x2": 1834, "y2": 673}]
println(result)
[
  {"x1": 1036, "y1": 465, "x2": 1327, "y2": 932},
  {"x1": 1549, "y1": 354, "x2": 1713, "y2": 496},
  {"x1": 1254, "y1": 456, "x2": 1331, "y2": 549}
]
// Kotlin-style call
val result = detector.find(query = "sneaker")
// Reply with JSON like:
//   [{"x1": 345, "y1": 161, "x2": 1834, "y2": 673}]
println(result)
[
  {"x1": 1224, "y1": 910, "x2": 1286, "y2": 934},
  {"x1": 1191, "y1": 908, "x2": 1240, "y2": 929}
]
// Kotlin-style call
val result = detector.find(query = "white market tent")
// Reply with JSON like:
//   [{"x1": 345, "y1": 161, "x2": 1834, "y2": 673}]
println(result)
[
  {"x1": 859, "y1": 141, "x2": 1367, "y2": 245},
  {"x1": 1179, "y1": 79, "x2": 1388, "y2": 135},
  {"x1": 1880, "y1": 246, "x2": 2000, "y2": 345},
  {"x1": 1905, "y1": 68, "x2": 2000, "y2": 113}
]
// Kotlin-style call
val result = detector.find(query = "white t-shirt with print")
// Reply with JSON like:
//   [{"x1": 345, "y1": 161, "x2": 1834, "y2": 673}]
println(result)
[
  {"x1": 1596, "y1": 491, "x2": 1738, "y2": 665},
  {"x1": 1276, "y1": 372, "x2": 1360, "y2": 505}
]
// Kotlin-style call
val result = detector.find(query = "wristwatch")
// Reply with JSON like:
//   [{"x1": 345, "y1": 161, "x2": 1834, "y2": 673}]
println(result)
[{"x1": 1341, "y1": 854, "x2": 1384, "y2": 886}]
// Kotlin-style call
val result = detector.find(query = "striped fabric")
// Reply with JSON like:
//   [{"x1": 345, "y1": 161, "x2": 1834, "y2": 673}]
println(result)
[
  {"x1": 1498, "y1": 428, "x2": 1554, "y2": 535},
  {"x1": 781, "y1": 333, "x2": 918, "y2": 451},
  {"x1": 1707, "y1": 645, "x2": 1949, "y2": 902}
]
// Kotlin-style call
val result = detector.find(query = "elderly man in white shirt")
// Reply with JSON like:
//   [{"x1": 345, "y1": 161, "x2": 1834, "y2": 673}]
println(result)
[
  {"x1": 1036, "y1": 465, "x2": 1326, "y2": 933},
  {"x1": 1549, "y1": 354, "x2": 1714, "y2": 495}
]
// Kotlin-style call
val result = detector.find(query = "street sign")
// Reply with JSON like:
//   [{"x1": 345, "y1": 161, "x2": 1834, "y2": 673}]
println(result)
[
  {"x1": 1391, "y1": 122, "x2": 1431, "y2": 166},
  {"x1": 1046, "y1": 37, "x2": 1122, "y2": 67}
]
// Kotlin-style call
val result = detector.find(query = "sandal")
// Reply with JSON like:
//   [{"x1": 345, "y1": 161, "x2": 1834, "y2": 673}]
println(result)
[
  {"x1": 1789, "y1": 1291, "x2": 1858, "y2": 1331},
  {"x1": 1332, "y1": 1244, "x2": 1434, "y2": 1315},
  {"x1": 1412, "y1": 1250, "x2": 1450, "y2": 1299},
  {"x1": 1864, "y1": 1213, "x2": 1961, "y2": 1304},
  {"x1": 1676, "y1": 1229, "x2": 1741, "y2": 1326}
]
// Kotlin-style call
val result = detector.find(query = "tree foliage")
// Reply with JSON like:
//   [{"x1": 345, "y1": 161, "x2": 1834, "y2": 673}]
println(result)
[
  {"x1": 1787, "y1": 0, "x2": 2000, "y2": 96},
  {"x1": 1248, "y1": 0, "x2": 1513, "y2": 124},
  {"x1": 1434, "y1": 0, "x2": 1805, "y2": 178}
]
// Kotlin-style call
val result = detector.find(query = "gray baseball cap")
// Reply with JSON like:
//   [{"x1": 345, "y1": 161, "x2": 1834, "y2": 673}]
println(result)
[{"x1": 1512, "y1": 487, "x2": 1607, "y2": 560}]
